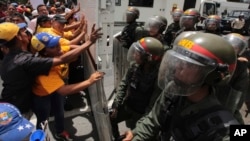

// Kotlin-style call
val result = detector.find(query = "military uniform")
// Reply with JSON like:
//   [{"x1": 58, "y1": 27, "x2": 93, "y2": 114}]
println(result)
[
  {"x1": 119, "y1": 21, "x2": 147, "y2": 49},
  {"x1": 111, "y1": 37, "x2": 164, "y2": 140},
  {"x1": 164, "y1": 22, "x2": 181, "y2": 46},
  {"x1": 111, "y1": 62, "x2": 162, "y2": 139},
  {"x1": 124, "y1": 32, "x2": 239, "y2": 141},
  {"x1": 132, "y1": 90, "x2": 238, "y2": 141}
]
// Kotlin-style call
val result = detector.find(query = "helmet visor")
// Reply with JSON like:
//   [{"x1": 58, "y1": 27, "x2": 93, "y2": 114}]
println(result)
[
  {"x1": 158, "y1": 49, "x2": 216, "y2": 96},
  {"x1": 127, "y1": 42, "x2": 147, "y2": 63},
  {"x1": 126, "y1": 11, "x2": 136, "y2": 21},
  {"x1": 180, "y1": 16, "x2": 195, "y2": 28}
]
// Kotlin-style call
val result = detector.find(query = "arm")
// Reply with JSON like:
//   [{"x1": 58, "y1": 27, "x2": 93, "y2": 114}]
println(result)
[
  {"x1": 64, "y1": 21, "x2": 81, "y2": 32},
  {"x1": 64, "y1": 3, "x2": 81, "y2": 20},
  {"x1": 231, "y1": 20, "x2": 235, "y2": 28},
  {"x1": 52, "y1": 24, "x2": 102, "y2": 66},
  {"x1": 112, "y1": 67, "x2": 132, "y2": 109},
  {"x1": 69, "y1": 20, "x2": 87, "y2": 45},
  {"x1": 56, "y1": 71, "x2": 104, "y2": 95},
  {"x1": 142, "y1": 82, "x2": 162, "y2": 117},
  {"x1": 227, "y1": 60, "x2": 249, "y2": 113},
  {"x1": 131, "y1": 92, "x2": 167, "y2": 141},
  {"x1": 123, "y1": 91, "x2": 176, "y2": 141}
]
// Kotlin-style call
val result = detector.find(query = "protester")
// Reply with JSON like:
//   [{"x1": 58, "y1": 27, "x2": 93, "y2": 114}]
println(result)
[
  {"x1": 0, "y1": 102, "x2": 35, "y2": 141},
  {"x1": 0, "y1": 22, "x2": 102, "y2": 119},
  {"x1": 30, "y1": 32, "x2": 104, "y2": 140}
]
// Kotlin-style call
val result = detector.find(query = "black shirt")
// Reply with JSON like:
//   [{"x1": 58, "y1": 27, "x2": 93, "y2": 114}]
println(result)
[{"x1": 0, "y1": 50, "x2": 53, "y2": 113}]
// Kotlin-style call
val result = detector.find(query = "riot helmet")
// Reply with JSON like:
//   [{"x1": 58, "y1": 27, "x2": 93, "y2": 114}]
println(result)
[
  {"x1": 180, "y1": 8, "x2": 200, "y2": 29},
  {"x1": 126, "y1": 7, "x2": 140, "y2": 23},
  {"x1": 173, "y1": 31, "x2": 198, "y2": 45},
  {"x1": 158, "y1": 32, "x2": 236, "y2": 96},
  {"x1": 127, "y1": 37, "x2": 164, "y2": 64},
  {"x1": 223, "y1": 33, "x2": 248, "y2": 56},
  {"x1": 144, "y1": 15, "x2": 168, "y2": 36},
  {"x1": 172, "y1": 8, "x2": 183, "y2": 23},
  {"x1": 205, "y1": 15, "x2": 221, "y2": 32}
]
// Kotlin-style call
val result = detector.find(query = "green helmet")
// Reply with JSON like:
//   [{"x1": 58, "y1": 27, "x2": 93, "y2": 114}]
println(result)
[
  {"x1": 223, "y1": 33, "x2": 248, "y2": 55},
  {"x1": 173, "y1": 31, "x2": 198, "y2": 45},
  {"x1": 158, "y1": 32, "x2": 236, "y2": 96},
  {"x1": 183, "y1": 8, "x2": 200, "y2": 22},
  {"x1": 205, "y1": 15, "x2": 221, "y2": 31},
  {"x1": 126, "y1": 7, "x2": 140, "y2": 19},
  {"x1": 145, "y1": 15, "x2": 168, "y2": 34},
  {"x1": 172, "y1": 8, "x2": 183, "y2": 22},
  {"x1": 180, "y1": 8, "x2": 200, "y2": 29},
  {"x1": 127, "y1": 37, "x2": 164, "y2": 63}
]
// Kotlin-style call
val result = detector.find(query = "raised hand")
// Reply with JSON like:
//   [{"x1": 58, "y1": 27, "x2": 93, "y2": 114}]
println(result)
[{"x1": 88, "y1": 24, "x2": 103, "y2": 43}]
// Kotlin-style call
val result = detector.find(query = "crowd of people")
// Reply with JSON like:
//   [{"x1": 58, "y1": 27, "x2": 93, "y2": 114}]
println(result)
[
  {"x1": 0, "y1": 1, "x2": 104, "y2": 141},
  {"x1": 0, "y1": 1, "x2": 250, "y2": 141}
]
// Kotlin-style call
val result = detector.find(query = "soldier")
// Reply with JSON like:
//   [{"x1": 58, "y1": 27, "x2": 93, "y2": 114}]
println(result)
[
  {"x1": 116, "y1": 7, "x2": 147, "y2": 49},
  {"x1": 171, "y1": 8, "x2": 200, "y2": 47},
  {"x1": 122, "y1": 32, "x2": 239, "y2": 141},
  {"x1": 110, "y1": 37, "x2": 164, "y2": 141},
  {"x1": 204, "y1": 15, "x2": 222, "y2": 35},
  {"x1": 178, "y1": 8, "x2": 200, "y2": 33},
  {"x1": 113, "y1": 7, "x2": 148, "y2": 89},
  {"x1": 144, "y1": 15, "x2": 169, "y2": 51},
  {"x1": 216, "y1": 33, "x2": 249, "y2": 124},
  {"x1": 164, "y1": 8, "x2": 183, "y2": 46}
]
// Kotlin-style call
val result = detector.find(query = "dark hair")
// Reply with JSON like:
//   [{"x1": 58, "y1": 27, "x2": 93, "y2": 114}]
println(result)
[
  {"x1": 37, "y1": 4, "x2": 46, "y2": 11},
  {"x1": 5, "y1": 36, "x2": 18, "y2": 49},
  {"x1": 11, "y1": 12, "x2": 26, "y2": 22},
  {"x1": 37, "y1": 15, "x2": 51, "y2": 25}
]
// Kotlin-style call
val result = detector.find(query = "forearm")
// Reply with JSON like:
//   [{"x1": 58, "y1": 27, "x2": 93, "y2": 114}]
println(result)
[
  {"x1": 69, "y1": 31, "x2": 86, "y2": 45},
  {"x1": 64, "y1": 22, "x2": 81, "y2": 32},
  {"x1": 54, "y1": 41, "x2": 92, "y2": 66},
  {"x1": 113, "y1": 74, "x2": 129, "y2": 108},
  {"x1": 132, "y1": 111, "x2": 161, "y2": 141},
  {"x1": 132, "y1": 92, "x2": 167, "y2": 140},
  {"x1": 56, "y1": 79, "x2": 93, "y2": 96}
]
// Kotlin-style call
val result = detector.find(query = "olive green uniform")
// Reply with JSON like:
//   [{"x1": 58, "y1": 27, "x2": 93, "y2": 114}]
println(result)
[{"x1": 132, "y1": 89, "x2": 238, "y2": 141}]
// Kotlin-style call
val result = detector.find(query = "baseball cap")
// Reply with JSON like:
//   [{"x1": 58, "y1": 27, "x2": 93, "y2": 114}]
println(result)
[
  {"x1": 53, "y1": 14, "x2": 67, "y2": 23},
  {"x1": 0, "y1": 22, "x2": 20, "y2": 45},
  {"x1": 0, "y1": 103, "x2": 35, "y2": 141},
  {"x1": 31, "y1": 32, "x2": 61, "y2": 51}
]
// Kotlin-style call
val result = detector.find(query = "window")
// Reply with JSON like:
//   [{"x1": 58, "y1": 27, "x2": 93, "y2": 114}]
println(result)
[
  {"x1": 203, "y1": 3, "x2": 216, "y2": 17},
  {"x1": 227, "y1": 0, "x2": 250, "y2": 3},
  {"x1": 128, "y1": 0, "x2": 154, "y2": 7}
]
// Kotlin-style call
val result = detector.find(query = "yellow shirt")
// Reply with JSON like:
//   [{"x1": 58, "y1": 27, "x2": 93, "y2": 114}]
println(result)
[
  {"x1": 48, "y1": 28, "x2": 71, "y2": 79},
  {"x1": 48, "y1": 28, "x2": 73, "y2": 40},
  {"x1": 36, "y1": 27, "x2": 51, "y2": 34},
  {"x1": 33, "y1": 66, "x2": 65, "y2": 96}
]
